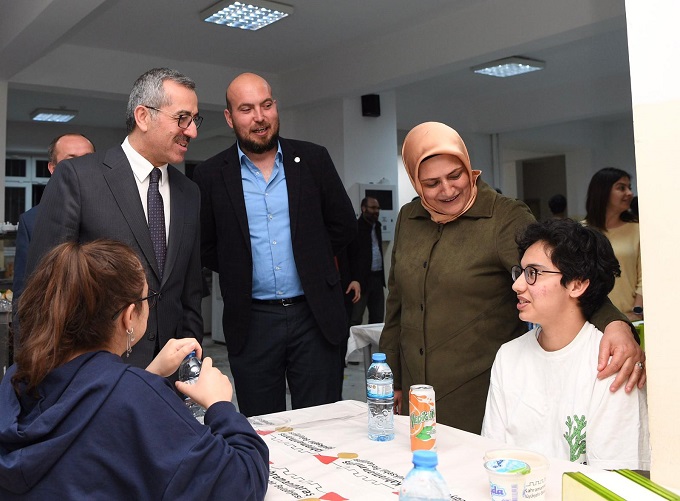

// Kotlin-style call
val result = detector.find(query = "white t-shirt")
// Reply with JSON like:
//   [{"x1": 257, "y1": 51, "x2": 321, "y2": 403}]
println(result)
[{"x1": 482, "y1": 321, "x2": 650, "y2": 470}]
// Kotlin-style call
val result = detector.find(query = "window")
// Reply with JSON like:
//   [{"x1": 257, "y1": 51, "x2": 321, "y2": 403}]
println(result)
[{"x1": 4, "y1": 154, "x2": 50, "y2": 223}]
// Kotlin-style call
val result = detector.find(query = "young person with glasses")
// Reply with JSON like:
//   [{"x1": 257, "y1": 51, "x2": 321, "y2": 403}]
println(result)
[{"x1": 482, "y1": 218, "x2": 650, "y2": 469}]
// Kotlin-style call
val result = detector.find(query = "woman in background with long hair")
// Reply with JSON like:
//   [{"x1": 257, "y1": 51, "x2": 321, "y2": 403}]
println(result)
[{"x1": 585, "y1": 167, "x2": 643, "y2": 321}]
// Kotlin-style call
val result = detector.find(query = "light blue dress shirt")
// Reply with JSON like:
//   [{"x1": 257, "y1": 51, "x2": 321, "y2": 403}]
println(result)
[{"x1": 239, "y1": 143, "x2": 304, "y2": 300}]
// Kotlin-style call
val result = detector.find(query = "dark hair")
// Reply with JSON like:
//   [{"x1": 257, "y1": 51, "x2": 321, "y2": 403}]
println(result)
[
  {"x1": 548, "y1": 194, "x2": 567, "y2": 215},
  {"x1": 630, "y1": 196, "x2": 639, "y2": 218},
  {"x1": 47, "y1": 133, "x2": 95, "y2": 165},
  {"x1": 585, "y1": 167, "x2": 637, "y2": 230},
  {"x1": 126, "y1": 68, "x2": 196, "y2": 133},
  {"x1": 13, "y1": 240, "x2": 146, "y2": 394},
  {"x1": 516, "y1": 218, "x2": 620, "y2": 319},
  {"x1": 360, "y1": 196, "x2": 379, "y2": 208}
]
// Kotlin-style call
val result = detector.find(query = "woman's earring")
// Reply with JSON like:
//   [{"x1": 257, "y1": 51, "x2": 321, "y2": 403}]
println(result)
[{"x1": 126, "y1": 327, "x2": 135, "y2": 358}]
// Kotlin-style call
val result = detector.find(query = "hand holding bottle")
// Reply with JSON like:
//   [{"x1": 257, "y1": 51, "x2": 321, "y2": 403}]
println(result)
[
  {"x1": 175, "y1": 357, "x2": 233, "y2": 410},
  {"x1": 146, "y1": 338, "x2": 203, "y2": 377}
]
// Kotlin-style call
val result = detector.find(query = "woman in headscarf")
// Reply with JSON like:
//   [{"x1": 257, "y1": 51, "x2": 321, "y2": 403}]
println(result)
[{"x1": 380, "y1": 122, "x2": 645, "y2": 434}]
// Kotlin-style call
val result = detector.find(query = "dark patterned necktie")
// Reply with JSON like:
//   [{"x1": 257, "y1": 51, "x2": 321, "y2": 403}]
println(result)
[{"x1": 148, "y1": 167, "x2": 166, "y2": 278}]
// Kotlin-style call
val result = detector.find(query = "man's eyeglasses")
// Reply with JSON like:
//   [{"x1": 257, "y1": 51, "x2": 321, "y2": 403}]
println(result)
[
  {"x1": 143, "y1": 105, "x2": 203, "y2": 130},
  {"x1": 112, "y1": 289, "x2": 159, "y2": 320},
  {"x1": 511, "y1": 265, "x2": 562, "y2": 286}
]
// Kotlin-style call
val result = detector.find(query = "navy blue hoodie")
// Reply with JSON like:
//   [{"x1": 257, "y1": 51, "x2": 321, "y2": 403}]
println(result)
[{"x1": 0, "y1": 351, "x2": 269, "y2": 500}]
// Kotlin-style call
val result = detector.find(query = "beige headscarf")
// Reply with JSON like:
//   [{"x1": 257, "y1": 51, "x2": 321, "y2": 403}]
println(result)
[{"x1": 402, "y1": 122, "x2": 482, "y2": 224}]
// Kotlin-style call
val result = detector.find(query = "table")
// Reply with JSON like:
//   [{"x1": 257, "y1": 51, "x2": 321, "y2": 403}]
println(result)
[
  {"x1": 346, "y1": 323, "x2": 384, "y2": 368},
  {"x1": 254, "y1": 399, "x2": 607, "y2": 500}
]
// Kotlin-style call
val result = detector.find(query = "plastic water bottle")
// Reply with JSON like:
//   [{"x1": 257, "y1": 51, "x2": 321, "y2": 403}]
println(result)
[
  {"x1": 399, "y1": 450, "x2": 450, "y2": 501},
  {"x1": 367, "y1": 352, "x2": 395, "y2": 441},
  {"x1": 178, "y1": 351, "x2": 206, "y2": 421}
]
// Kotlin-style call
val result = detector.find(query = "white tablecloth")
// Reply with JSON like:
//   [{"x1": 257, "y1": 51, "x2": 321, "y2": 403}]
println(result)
[
  {"x1": 346, "y1": 323, "x2": 384, "y2": 366},
  {"x1": 255, "y1": 400, "x2": 608, "y2": 501}
]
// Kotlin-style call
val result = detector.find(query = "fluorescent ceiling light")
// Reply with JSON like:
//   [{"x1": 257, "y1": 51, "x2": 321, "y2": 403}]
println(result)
[
  {"x1": 202, "y1": 1, "x2": 293, "y2": 31},
  {"x1": 30, "y1": 108, "x2": 78, "y2": 122},
  {"x1": 471, "y1": 57, "x2": 545, "y2": 78}
]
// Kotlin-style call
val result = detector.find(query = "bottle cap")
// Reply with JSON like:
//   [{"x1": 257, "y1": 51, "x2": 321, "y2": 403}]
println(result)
[
  {"x1": 372, "y1": 352, "x2": 387, "y2": 362},
  {"x1": 412, "y1": 450, "x2": 438, "y2": 468},
  {"x1": 183, "y1": 350, "x2": 197, "y2": 360}
]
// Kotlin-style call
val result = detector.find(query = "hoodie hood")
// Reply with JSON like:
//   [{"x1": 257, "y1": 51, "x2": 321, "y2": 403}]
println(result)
[{"x1": 0, "y1": 351, "x2": 127, "y2": 494}]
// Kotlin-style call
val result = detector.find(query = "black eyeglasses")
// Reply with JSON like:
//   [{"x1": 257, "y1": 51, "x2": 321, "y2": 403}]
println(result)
[
  {"x1": 511, "y1": 265, "x2": 562, "y2": 286},
  {"x1": 112, "y1": 289, "x2": 159, "y2": 320},
  {"x1": 143, "y1": 105, "x2": 203, "y2": 130}
]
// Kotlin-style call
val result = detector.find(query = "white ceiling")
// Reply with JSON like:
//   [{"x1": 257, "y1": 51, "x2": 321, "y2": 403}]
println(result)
[{"x1": 1, "y1": 0, "x2": 632, "y2": 137}]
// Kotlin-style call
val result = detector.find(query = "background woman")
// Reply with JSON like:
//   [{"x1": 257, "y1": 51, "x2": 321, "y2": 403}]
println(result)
[
  {"x1": 585, "y1": 167, "x2": 643, "y2": 320},
  {"x1": 0, "y1": 240, "x2": 268, "y2": 500},
  {"x1": 380, "y1": 122, "x2": 645, "y2": 434}
]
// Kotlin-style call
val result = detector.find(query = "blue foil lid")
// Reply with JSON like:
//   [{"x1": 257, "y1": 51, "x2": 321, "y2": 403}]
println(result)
[{"x1": 484, "y1": 459, "x2": 531, "y2": 475}]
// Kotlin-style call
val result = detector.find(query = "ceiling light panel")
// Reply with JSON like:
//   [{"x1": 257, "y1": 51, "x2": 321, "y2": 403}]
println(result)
[
  {"x1": 472, "y1": 57, "x2": 546, "y2": 78},
  {"x1": 202, "y1": 1, "x2": 293, "y2": 31},
  {"x1": 30, "y1": 109, "x2": 78, "y2": 122}
]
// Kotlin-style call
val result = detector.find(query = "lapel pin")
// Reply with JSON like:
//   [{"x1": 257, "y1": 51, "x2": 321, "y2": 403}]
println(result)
[{"x1": 294, "y1": 156, "x2": 300, "y2": 163}]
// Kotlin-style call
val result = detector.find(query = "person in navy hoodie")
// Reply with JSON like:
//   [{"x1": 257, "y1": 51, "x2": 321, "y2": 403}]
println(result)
[{"x1": 0, "y1": 239, "x2": 269, "y2": 500}]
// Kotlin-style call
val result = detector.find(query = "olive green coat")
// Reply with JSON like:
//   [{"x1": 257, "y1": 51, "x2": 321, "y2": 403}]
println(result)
[{"x1": 380, "y1": 181, "x2": 625, "y2": 434}]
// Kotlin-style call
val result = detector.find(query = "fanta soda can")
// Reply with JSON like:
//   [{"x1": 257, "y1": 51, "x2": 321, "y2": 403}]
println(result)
[{"x1": 409, "y1": 384, "x2": 436, "y2": 451}]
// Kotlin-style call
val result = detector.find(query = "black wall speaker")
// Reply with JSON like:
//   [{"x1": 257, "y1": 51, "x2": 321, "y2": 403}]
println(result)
[{"x1": 361, "y1": 94, "x2": 381, "y2": 117}]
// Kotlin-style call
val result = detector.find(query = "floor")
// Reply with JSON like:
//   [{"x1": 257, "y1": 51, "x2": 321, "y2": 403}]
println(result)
[{"x1": 201, "y1": 334, "x2": 367, "y2": 412}]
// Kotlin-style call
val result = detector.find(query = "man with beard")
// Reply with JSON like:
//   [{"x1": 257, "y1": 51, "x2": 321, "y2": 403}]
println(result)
[
  {"x1": 349, "y1": 196, "x2": 386, "y2": 326},
  {"x1": 194, "y1": 72, "x2": 356, "y2": 416},
  {"x1": 25, "y1": 68, "x2": 204, "y2": 370}
]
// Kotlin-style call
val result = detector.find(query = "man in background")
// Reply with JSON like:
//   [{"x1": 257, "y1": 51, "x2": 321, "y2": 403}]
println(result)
[
  {"x1": 25, "y1": 68, "x2": 204, "y2": 369},
  {"x1": 548, "y1": 193, "x2": 567, "y2": 219},
  {"x1": 11, "y1": 134, "x2": 95, "y2": 356},
  {"x1": 350, "y1": 196, "x2": 385, "y2": 326},
  {"x1": 13, "y1": 133, "x2": 95, "y2": 302},
  {"x1": 194, "y1": 72, "x2": 356, "y2": 416}
]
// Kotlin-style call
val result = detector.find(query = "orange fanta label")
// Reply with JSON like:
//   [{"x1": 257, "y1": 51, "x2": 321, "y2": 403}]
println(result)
[{"x1": 409, "y1": 384, "x2": 436, "y2": 451}]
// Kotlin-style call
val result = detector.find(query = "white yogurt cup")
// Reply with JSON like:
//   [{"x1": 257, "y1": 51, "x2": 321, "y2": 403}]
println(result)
[
  {"x1": 484, "y1": 459, "x2": 530, "y2": 501},
  {"x1": 484, "y1": 449, "x2": 549, "y2": 501}
]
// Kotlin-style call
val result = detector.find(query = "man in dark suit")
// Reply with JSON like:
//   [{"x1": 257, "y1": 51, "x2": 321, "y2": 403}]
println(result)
[
  {"x1": 24, "y1": 68, "x2": 204, "y2": 369},
  {"x1": 350, "y1": 196, "x2": 386, "y2": 326},
  {"x1": 13, "y1": 133, "x2": 95, "y2": 305},
  {"x1": 194, "y1": 72, "x2": 356, "y2": 416}
]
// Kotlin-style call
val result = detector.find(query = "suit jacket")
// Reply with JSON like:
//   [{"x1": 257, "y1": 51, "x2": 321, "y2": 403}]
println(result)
[
  {"x1": 349, "y1": 215, "x2": 385, "y2": 290},
  {"x1": 194, "y1": 138, "x2": 356, "y2": 355},
  {"x1": 335, "y1": 248, "x2": 360, "y2": 310},
  {"x1": 12, "y1": 205, "x2": 38, "y2": 301},
  {"x1": 24, "y1": 146, "x2": 203, "y2": 367}
]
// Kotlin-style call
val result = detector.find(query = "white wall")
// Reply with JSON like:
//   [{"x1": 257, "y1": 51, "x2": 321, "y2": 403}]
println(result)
[
  {"x1": 281, "y1": 99, "x2": 345, "y2": 179},
  {"x1": 342, "y1": 92, "x2": 398, "y2": 213},
  {"x1": 6, "y1": 121, "x2": 126, "y2": 156},
  {"x1": 626, "y1": 0, "x2": 680, "y2": 487},
  {"x1": 282, "y1": 93, "x2": 400, "y2": 216},
  {"x1": 499, "y1": 118, "x2": 636, "y2": 218}
]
